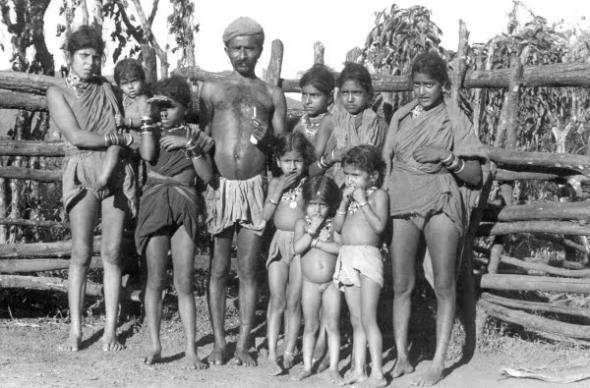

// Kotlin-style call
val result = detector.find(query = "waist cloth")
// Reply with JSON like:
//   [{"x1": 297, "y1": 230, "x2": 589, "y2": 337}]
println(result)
[
  {"x1": 205, "y1": 174, "x2": 266, "y2": 236},
  {"x1": 62, "y1": 149, "x2": 137, "y2": 216},
  {"x1": 333, "y1": 245, "x2": 383, "y2": 288},
  {"x1": 266, "y1": 229, "x2": 296, "y2": 268},
  {"x1": 135, "y1": 175, "x2": 200, "y2": 255}
]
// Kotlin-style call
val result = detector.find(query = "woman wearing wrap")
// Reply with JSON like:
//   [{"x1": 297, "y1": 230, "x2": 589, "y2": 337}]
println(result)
[
  {"x1": 382, "y1": 51, "x2": 485, "y2": 386},
  {"x1": 47, "y1": 26, "x2": 136, "y2": 352}
]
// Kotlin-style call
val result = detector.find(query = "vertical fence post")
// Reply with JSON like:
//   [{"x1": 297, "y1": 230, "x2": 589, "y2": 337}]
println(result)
[
  {"x1": 313, "y1": 41, "x2": 325, "y2": 65},
  {"x1": 264, "y1": 39, "x2": 284, "y2": 87}
]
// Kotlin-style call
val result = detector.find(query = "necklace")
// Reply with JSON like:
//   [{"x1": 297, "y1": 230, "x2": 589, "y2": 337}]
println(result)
[
  {"x1": 281, "y1": 177, "x2": 305, "y2": 209},
  {"x1": 301, "y1": 113, "x2": 327, "y2": 138},
  {"x1": 65, "y1": 72, "x2": 91, "y2": 97},
  {"x1": 305, "y1": 216, "x2": 333, "y2": 242},
  {"x1": 348, "y1": 186, "x2": 377, "y2": 215},
  {"x1": 410, "y1": 104, "x2": 425, "y2": 119}
]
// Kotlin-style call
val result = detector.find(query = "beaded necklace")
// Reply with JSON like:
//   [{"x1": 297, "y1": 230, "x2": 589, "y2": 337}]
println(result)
[
  {"x1": 300, "y1": 113, "x2": 327, "y2": 139},
  {"x1": 281, "y1": 177, "x2": 305, "y2": 209},
  {"x1": 347, "y1": 186, "x2": 377, "y2": 215},
  {"x1": 410, "y1": 104, "x2": 425, "y2": 119},
  {"x1": 305, "y1": 216, "x2": 333, "y2": 242},
  {"x1": 65, "y1": 72, "x2": 92, "y2": 97}
]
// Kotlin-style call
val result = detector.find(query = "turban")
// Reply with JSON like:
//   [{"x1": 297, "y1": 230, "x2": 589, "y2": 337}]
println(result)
[{"x1": 222, "y1": 17, "x2": 265, "y2": 44}]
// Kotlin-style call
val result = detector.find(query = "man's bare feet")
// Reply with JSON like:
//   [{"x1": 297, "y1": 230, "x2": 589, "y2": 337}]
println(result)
[
  {"x1": 208, "y1": 345, "x2": 227, "y2": 365},
  {"x1": 102, "y1": 335, "x2": 124, "y2": 351},
  {"x1": 282, "y1": 351, "x2": 296, "y2": 370},
  {"x1": 411, "y1": 364, "x2": 444, "y2": 386},
  {"x1": 339, "y1": 370, "x2": 367, "y2": 386},
  {"x1": 144, "y1": 350, "x2": 161, "y2": 365},
  {"x1": 57, "y1": 334, "x2": 81, "y2": 352},
  {"x1": 392, "y1": 356, "x2": 414, "y2": 378},
  {"x1": 291, "y1": 368, "x2": 313, "y2": 381},
  {"x1": 353, "y1": 375, "x2": 387, "y2": 388},
  {"x1": 321, "y1": 369, "x2": 343, "y2": 385},
  {"x1": 268, "y1": 358, "x2": 283, "y2": 376},
  {"x1": 186, "y1": 352, "x2": 208, "y2": 370},
  {"x1": 234, "y1": 347, "x2": 257, "y2": 367}
]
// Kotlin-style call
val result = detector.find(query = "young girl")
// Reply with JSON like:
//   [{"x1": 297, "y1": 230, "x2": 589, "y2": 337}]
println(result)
[
  {"x1": 292, "y1": 176, "x2": 342, "y2": 383},
  {"x1": 293, "y1": 64, "x2": 335, "y2": 159},
  {"x1": 136, "y1": 75, "x2": 214, "y2": 368},
  {"x1": 333, "y1": 145, "x2": 388, "y2": 388},
  {"x1": 314, "y1": 62, "x2": 387, "y2": 186},
  {"x1": 263, "y1": 131, "x2": 315, "y2": 375}
]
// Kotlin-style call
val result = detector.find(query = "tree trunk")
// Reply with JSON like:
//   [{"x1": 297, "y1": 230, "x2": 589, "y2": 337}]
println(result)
[{"x1": 480, "y1": 274, "x2": 590, "y2": 293}]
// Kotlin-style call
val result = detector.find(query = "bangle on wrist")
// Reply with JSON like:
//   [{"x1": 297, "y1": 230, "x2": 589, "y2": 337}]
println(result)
[
  {"x1": 336, "y1": 209, "x2": 347, "y2": 215},
  {"x1": 185, "y1": 147, "x2": 202, "y2": 159},
  {"x1": 440, "y1": 152, "x2": 454, "y2": 165},
  {"x1": 450, "y1": 159, "x2": 465, "y2": 174},
  {"x1": 358, "y1": 201, "x2": 369, "y2": 208},
  {"x1": 447, "y1": 157, "x2": 461, "y2": 172},
  {"x1": 318, "y1": 156, "x2": 329, "y2": 169}
]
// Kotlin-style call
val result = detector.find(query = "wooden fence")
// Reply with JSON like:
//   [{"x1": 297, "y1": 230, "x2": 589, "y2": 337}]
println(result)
[{"x1": 0, "y1": 22, "x2": 589, "y2": 343}]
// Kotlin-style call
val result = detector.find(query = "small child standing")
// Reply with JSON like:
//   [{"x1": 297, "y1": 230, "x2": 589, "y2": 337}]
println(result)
[
  {"x1": 316, "y1": 63, "x2": 387, "y2": 186},
  {"x1": 293, "y1": 64, "x2": 335, "y2": 159},
  {"x1": 97, "y1": 58, "x2": 151, "y2": 188},
  {"x1": 263, "y1": 131, "x2": 316, "y2": 375},
  {"x1": 292, "y1": 175, "x2": 342, "y2": 384},
  {"x1": 135, "y1": 76, "x2": 214, "y2": 369},
  {"x1": 333, "y1": 145, "x2": 388, "y2": 388}
]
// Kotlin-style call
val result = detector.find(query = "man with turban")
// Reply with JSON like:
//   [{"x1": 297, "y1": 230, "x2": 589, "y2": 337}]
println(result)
[{"x1": 201, "y1": 17, "x2": 287, "y2": 367}]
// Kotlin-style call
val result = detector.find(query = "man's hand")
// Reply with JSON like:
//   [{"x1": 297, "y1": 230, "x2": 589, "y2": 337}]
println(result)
[
  {"x1": 250, "y1": 118, "x2": 266, "y2": 144},
  {"x1": 412, "y1": 146, "x2": 451, "y2": 164}
]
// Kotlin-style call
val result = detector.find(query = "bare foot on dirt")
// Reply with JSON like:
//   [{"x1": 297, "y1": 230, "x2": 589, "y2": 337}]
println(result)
[
  {"x1": 186, "y1": 352, "x2": 208, "y2": 370},
  {"x1": 353, "y1": 375, "x2": 387, "y2": 388},
  {"x1": 314, "y1": 354, "x2": 330, "y2": 373},
  {"x1": 267, "y1": 355, "x2": 283, "y2": 376},
  {"x1": 321, "y1": 369, "x2": 343, "y2": 384},
  {"x1": 283, "y1": 351, "x2": 296, "y2": 370},
  {"x1": 392, "y1": 356, "x2": 414, "y2": 378},
  {"x1": 233, "y1": 347, "x2": 257, "y2": 367},
  {"x1": 102, "y1": 336, "x2": 124, "y2": 352},
  {"x1": 339, "y1": 370, "x2": 367, "y2": 386},
  {"x1": 208, "y1": 345, "x2": 227, "y2": 366},
  {"x1": 291, "y1": 368, "x2": 312, "y2": 381},
  {"x1": 57, "y1": 334, "x2": 81, "y2": 352},
  {"x1": 144, "y1": 350, "x2": 161, "y2": 365},
  {"x1": 411, "y1": 364, "x2": 444, "y2": 386}
]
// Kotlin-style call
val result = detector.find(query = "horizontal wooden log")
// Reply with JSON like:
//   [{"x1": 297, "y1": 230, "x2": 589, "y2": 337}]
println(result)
[
  {"x1": 499, "y1": 255, "x2": 590, "y2": 278},
  {"x1": 0, "y1": 218, "x2": 68, "y2": 228},
  {"x1": 477, "y1": 221, "x2": 590, "y2": 236},
  {"x1": 0, "y1": 256, "x2": 102, "y2": 273},
  {"x1": 480, "y1": 299, "x2": 590, "y2": 339},
  {"x1": 0, "y1": 89, "x2": 48, "y2": 111},
  {"x1": 481, "y1": 292, "x2": 590, "y2": 319},
  {"x1": 0, "y1": 238, "x2": 100, "y2": 258},
  {"x1": 494, "y1": 169, "x2": 564, "y2": 181},
  {"x1": 0, "y1": 140, "x2": 66, "y2": 157},
  {"x1": 480, "y1": 274, "x2": 590, "y2": 293},
  {"x1": 487, "y1": 147, "x2": 590, "y2": 176},
  {"x1": 488, "y1": 201, "x2": 590, "y2": 222},
  {"x1": 0, "y1": 166, "x2": 61, "y2": 181},
  {"x1": 0, "y1": 71, "x2": 61, "y2": 94},
  {"x1": 0, "y1": 274, "x2": 102, "y2": 296}
]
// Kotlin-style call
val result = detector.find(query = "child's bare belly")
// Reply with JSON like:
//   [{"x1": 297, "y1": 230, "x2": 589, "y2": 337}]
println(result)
[
  {"x1": 341, "y1": 215, "x2": 380, "y2": 246},
  {"x1": 302, "y1": 249, "x2": 337, "y2": 283},
  {"x1": 273, "y1": 204, "x2": 304, "y2": 231}
]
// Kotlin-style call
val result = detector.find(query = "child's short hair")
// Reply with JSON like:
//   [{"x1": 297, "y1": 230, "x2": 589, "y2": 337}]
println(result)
[
  {"x1": 302, "y1": 175, "x2": 341, "y2": 217},
  {"x1": 272, "y1": 132, "x2": 316, "y2": 176},
  {"x1": 299, "y1": 64, "x2": 335, "y2": 96},
  {"x1": 342, "y1": 145, "x2": 385, "y2": 186},
  {"x1": 151, "y1": 76, "x2": 191, "y2": 108},
  {"x1": 337, "y1": 62, "x2": 373, "y2": 96},
  {"x1": 411, "y1": 51, "x2": 449, "y2": 86},
  {"x1": 114, "y1": 58, "x2": 145, "y2": 85},
  {"x1": 66, "y1": 26, "x2": 104, "y2": 56}
]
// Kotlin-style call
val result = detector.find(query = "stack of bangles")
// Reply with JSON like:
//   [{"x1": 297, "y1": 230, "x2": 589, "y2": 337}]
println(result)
[
  {"x1": 317, "y1": 150, "x2": 335, "y2": 170},
  {"x1": 185, "y1": 140, "x2": 203, "y2": 160},
  {"x1": 104, "y1": 132, "x2": 133, "y2": 147},
  {"x1": 441, "y1": 152, "x2": 465, "y2": 174},
  {"x1": 140, "y1": 116, "x2": 154, "y2": 136}
]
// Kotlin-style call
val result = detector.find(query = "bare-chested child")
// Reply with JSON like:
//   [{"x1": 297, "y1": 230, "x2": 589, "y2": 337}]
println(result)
[
  {"x1": 293, "y1": 64, "x2": 334, "y2": 159},
  {"x1": 97, "y1": 58, "x2": 151, "y2": 188},
  {"x1": 291, "y1": 175, "x2": 343, "y2": 384},
  {"x1": 263, "y1": 132, "x2": 315, "y2": 375},
  {"x1": 199, "y1": 17, "x2": 287, "y2": 366},
  {"x1": 333, "y1": 145, "x2": 388, "y2": 388},
  {"x1": 136, "y1": 76, "x2": 214, "y2": 369}
]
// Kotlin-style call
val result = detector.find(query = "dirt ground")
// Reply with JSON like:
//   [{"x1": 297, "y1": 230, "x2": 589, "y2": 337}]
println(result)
[{"x1": 1, "y1": 291, "x2": 589, "y2": 388}]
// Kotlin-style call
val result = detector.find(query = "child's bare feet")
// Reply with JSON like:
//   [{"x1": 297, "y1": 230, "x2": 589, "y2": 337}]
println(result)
[
  {"x1": 314, "y1": 353, "x2": 330, "y2": 373},
  {"x1": 291, "y1": 368, "x2": 313, "y2": 381},
  {"x1": 267, "y1": 354, "x2": 283, "y2": 376},
  {"x1": 353, "y1": 375, "x2": 387, "y2": 388},
  {"x1": 339, "y1": 370, "x2": 367, "y2": 386},
  {"x1": 57, "y1": 333, "x2": 81, "y2": 352},
  {"x1": 411, "y1": 363, "x2": 444, "y2": 386},
  {"x1": 185, "y1": 352, "x2": 208, "y2": 370},
  {"x1": 102, "y1": 335, "x2": 124, "y2": 351},
  {"x1": 208, "y1": 344, "x2": 227, "y2": 365},
  {"x1": 392, "y1": 356, "x2": 414, "y2": 378},
  {"x1": 321, "y1": 369, "x2": 343, "y2": 385},
  {"x1": 144, "y1": 350, "x2": 161, "y2": 365},
  {"x1": 282, "y1": 351, "x2": 296, "y2": 370},
  {"x1": 234, "y1": 347, "x2": 257, "y2": 367}
]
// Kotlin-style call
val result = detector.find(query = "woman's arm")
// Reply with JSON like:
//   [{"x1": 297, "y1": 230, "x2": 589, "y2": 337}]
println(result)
[
  {"x1": 192, "y1": 153, "x2": 214, "y2": 185},
  {"x1": 47, "y1": 86, "x2": 112, "y2": 149},
  {"x1": 413, "y1": 147, "x2": 482, "y2": 187},
  {"x1": 139, "y1": 128, "x2": 158, "y2": 162},
  {"x1": 313, "y1": 116, "x2": 334, "y2": 159}
]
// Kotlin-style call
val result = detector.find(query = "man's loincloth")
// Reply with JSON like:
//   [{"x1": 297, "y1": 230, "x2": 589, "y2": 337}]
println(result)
[
  {"x1": 266, "y1": 229, "x2": 295, "y2": 268},
  {"x1": 135, "y1": 176, "x2": 200, "y2": 255},
  {"x1": 62, "y1": 149, "x2": 137, "y2": 216},
  {"x1": 205, "y1": 174, "x2": 266, "y2": 236},
  {"x1": 333, "y1": 245, "x2": 383, "y2": 288}
]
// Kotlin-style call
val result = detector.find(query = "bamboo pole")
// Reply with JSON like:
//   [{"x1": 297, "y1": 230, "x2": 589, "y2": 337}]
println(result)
[
  {"x1": 0, "y1": 89, "x2": 48, "y2": 111},
  {"x1": 486, "y1": 201, "x2": 590, "y2": 222},
  {"x1": 0, "y1": 140, "x2": 65, "y2": 156},
  {"x1": 0, "y1": 237, "x2": 101, "y2": 258},
  {"x1": 0, "y1": 166, "x2": 61, "y2": 181},
  {"x1": 480, "y1": 299, "x2": 590, "y2": 339},
  {"x1": 487, "y1": 147, "x2": 590, "y2": 176},
  {"x1": 0, "y1": 218, "x2": 68, "y2": 228},
  {"x1": 499, "y1": 255, "x2": 590, "y2": 278},
  {"x1": 264, "y1": 39, "x2": 284, "y2": 87},
  {"x1": 477, "y1": 221, "x2": 590, "y2": 236},
  {"x1": 313, "y1": 41, "x2": 325, "y2": 65},
  {"x1": 0, "y1": 257, "x2": 102, "y2": 273},
  {"x1": 480, "y1": 274, "x2": 590, "y2": 293},
  {"x1": 481, "y1": 292, "x2": 590, "y2": 319},
  {"x1": 0, "y1": 274, "x2": 102, "y2": 297}
]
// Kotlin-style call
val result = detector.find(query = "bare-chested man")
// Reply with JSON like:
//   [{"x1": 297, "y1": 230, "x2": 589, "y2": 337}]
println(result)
[{"x1": 200, "y1": 17, "x2": 287, "y2": 366}]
